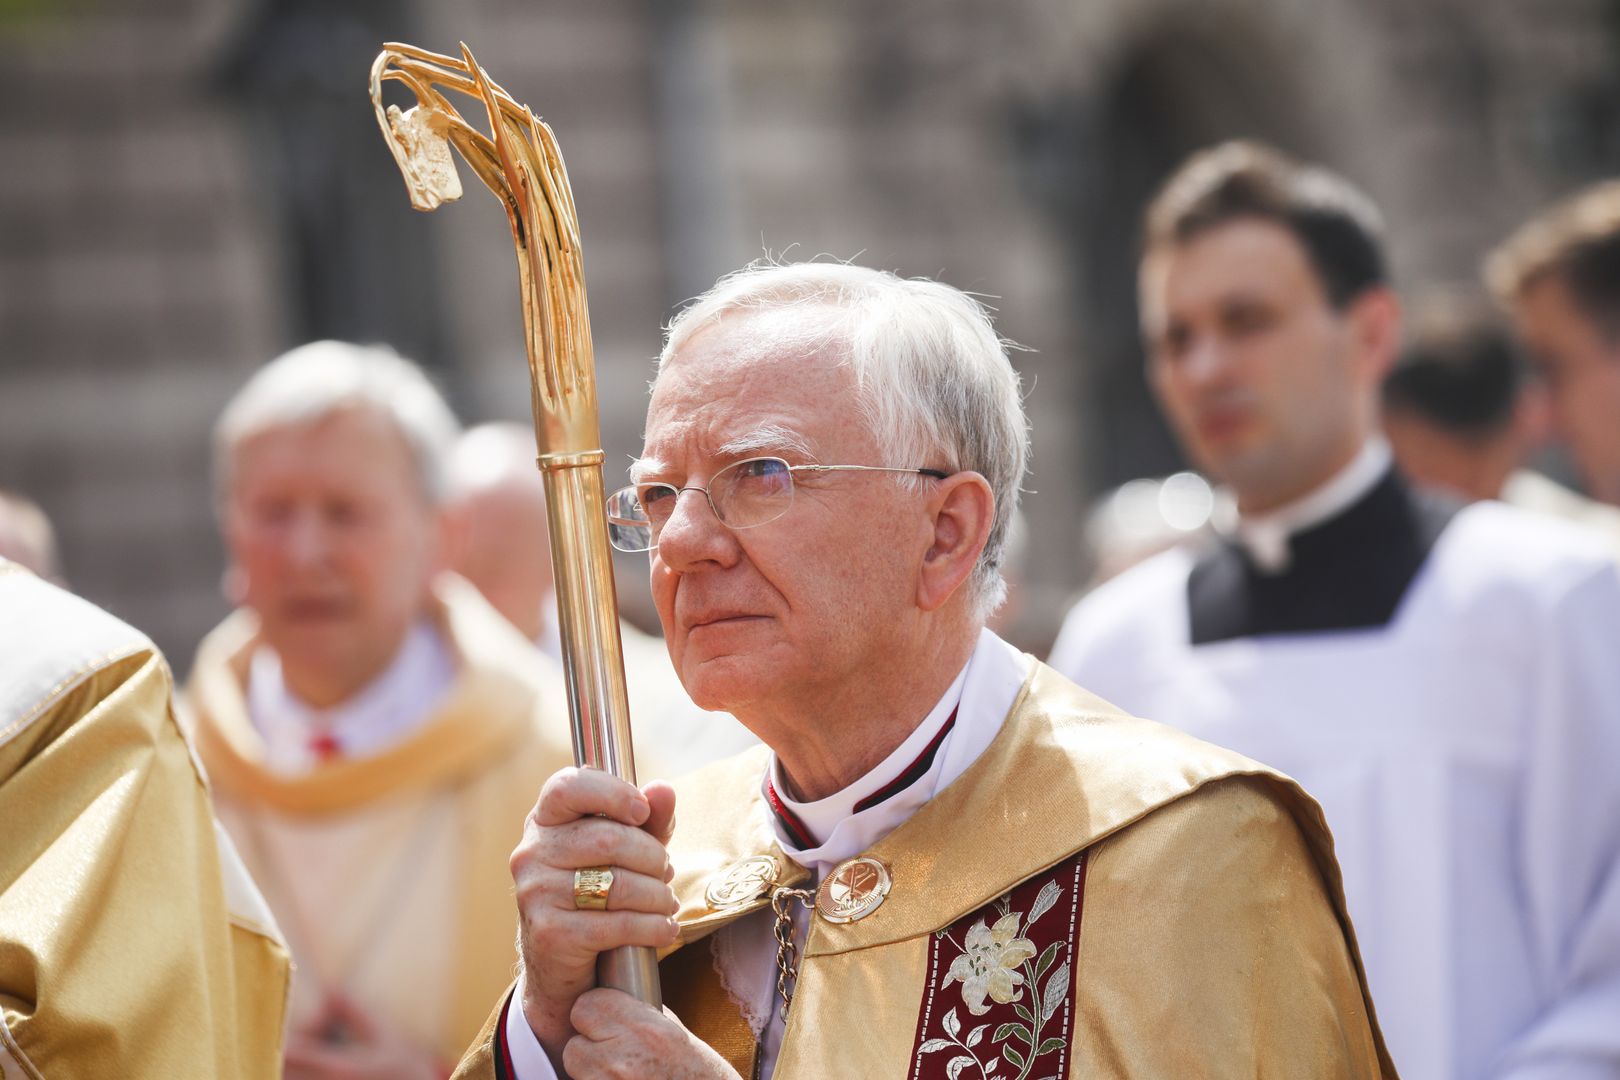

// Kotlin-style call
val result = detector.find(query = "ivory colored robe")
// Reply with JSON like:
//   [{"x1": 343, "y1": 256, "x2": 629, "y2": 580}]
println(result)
[
  {"x1": 185, "y1": 577, "x2": 572, "y2": 1065},
  {"x1": 0, "y1": 559, "x2": 289, "y2": 1079},
  {"x1": 453, "y1": 663, "x2": 1396, "y2": 1078}
]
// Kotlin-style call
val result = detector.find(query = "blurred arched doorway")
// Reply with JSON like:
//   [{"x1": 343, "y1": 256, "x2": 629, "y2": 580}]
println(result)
[{"x1": 1060, "y1": 16, "x2": 1320, "y2": 498}]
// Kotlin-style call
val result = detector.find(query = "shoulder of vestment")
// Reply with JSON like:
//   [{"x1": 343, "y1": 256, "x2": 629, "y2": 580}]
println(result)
[
  {"x1": 662, "y1": 662, "x2": 1331, "y2": 952},
  {"x1": 0, "y1": 559, "x2": 163, "y2": 780}
]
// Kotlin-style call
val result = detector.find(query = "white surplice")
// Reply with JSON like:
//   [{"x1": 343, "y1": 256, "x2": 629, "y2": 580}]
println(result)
[{"x1": 1049, "y1": 465, "x2": 1620, "y2": 1080}]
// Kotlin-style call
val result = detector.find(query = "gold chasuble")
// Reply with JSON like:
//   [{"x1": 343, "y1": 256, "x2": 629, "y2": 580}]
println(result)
[
  {"x1": 454, "y1": 663, "x2": 1396, "y2": 1079},
  {"x1": 185, "y1": 576, "x2": 573, "y2": 1065},
  {"x1": 0, "y1": 560, "x2": 290, "y2": 1079}
]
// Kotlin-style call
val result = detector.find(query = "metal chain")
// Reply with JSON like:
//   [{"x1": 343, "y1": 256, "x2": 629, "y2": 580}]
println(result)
[{"x1": 770, "y1": 886, "x2": 815, "y2": 1016}]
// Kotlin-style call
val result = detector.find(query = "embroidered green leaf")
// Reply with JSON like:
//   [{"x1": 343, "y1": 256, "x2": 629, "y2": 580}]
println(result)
[
  {"x1": 966, "y1": 1024, "x2": 988, "y2": 1048},
  {"x1": 1035, "y1": 941, "x2": 1061, "y2": 981},
  {"x1": 942, "y1": 1006, "x2": 961, "y2": 1039},
  {"x1": 1003, "y1": 1044, "x2": 1028, "y2": 1070},
  {"x1": 946, "y1": 1055, "x2": 974, "y2": 1080},
  {"x1": 1027, "y1": 880, "x2": 1061, "y2": 928},
  {"x1": 1001, "y1": 1022, "x2": 1034, "y2": 1046},
  {"x1": 1013, "y1": 1002, "x2": 1035, "y2": 1026},
  {"x1": 1036, "y1": 1037, "x2": 1066, "y2": 1056},
  {"x1": 1041, "y1": 961, "x2": 1071, "y2": 1023},
  {"x1": 992, "y1": 1022, "x2": 1022, "y2": 1044},
  {"x1": 918, "y1": 1039, "x2": 953, "y2": 1054}
]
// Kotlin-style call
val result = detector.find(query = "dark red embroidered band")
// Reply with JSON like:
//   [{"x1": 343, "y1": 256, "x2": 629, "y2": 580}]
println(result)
[
  {"x1": 909, "y1": 851, "x2": 1088, "y2": 1080},
  {"x1": 854, "y1": 707, "x2": 959, "y2": 813}
]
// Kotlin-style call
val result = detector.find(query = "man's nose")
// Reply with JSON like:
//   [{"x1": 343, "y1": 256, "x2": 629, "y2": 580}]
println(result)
[
  {"x1": 1181, "y1": 337, "x2": 1235, "y2": 388},
  {"x1": 284, "y1": 510, "x2": 331, "y2": 566},
  {"x1": 654, "y1": 487, "x2": 738, "y2": 570}
]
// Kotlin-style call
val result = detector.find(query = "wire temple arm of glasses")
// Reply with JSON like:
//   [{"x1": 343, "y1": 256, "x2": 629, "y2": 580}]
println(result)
[{"x1": 790, "y1": 465, "x2": 951, "y2": 479}]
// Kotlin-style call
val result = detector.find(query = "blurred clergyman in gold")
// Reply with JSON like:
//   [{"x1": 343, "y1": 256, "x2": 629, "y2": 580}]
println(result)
[
  {"x1": 181, "y1": 342, "x2": 572, "y2": 1079},
  {"x1": 446, "y1": 421, "x2": 757, "y2": 781},
  {"x1": 1489, "y1": 181, "x2": 1620, "y2": 509},
  {"x1": 1, "y1": 558, "x2": 289, "y2": 1078}
]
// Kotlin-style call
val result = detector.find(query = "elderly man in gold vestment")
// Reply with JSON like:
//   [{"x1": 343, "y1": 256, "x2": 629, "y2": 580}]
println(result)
[
  {"x1": 0, "y1": 558, "x2": 289, "y2": 1077},
  {"x1": 183, "y1": 342, "x2": 573, "y2": 1079},
  {"x1": 450, "y1": 263, "x2": 1396, "y2": 1079}
]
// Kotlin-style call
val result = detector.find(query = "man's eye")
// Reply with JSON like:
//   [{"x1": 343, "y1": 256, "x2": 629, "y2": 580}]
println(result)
[
  {"x1": 1157, "y1": 325, "x2": 1192, "y2": 360},
  {"x1": 1224, "y1": 304, "x2": 1275, "y2": 336},
  {"x1": 252, "y1": 500, "x2": 295, "y2": 527},
  {"x1": 735, "y1": 456, "x2": 790, "y2": 482},
  {"x1": 326, "y1": 501, "x2": 365, "y2": 527},
  {"x1": 640, "y1": 485, "x2": 678, "y2": 516}
]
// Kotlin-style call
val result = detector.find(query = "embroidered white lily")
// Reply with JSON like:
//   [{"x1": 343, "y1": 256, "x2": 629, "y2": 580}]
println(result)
[{"x1": 943, "y1": 912, "x2": 1038, "y2": 1015}]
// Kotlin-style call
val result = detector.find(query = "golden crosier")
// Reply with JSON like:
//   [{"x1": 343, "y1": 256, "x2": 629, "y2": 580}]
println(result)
[
  {"x1": 370, "y1": 41, "x2": 597, "y2": 453},
  {"x1": 370, "y1": 41, "x2": 661, "y2": 1008}
]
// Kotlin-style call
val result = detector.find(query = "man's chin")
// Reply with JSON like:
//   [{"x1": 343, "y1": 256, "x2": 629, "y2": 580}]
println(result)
[{"x1": 678, "y1": 652, "x2": 776, "y2": 714}]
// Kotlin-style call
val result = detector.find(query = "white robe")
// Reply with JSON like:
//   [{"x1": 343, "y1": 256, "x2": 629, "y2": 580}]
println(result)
[{"x1": 1049, "y1": 499, "x2": 1620, "y2": 1080}]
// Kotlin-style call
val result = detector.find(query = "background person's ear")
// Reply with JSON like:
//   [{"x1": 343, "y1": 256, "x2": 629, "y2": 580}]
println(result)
[
  {"x1": 1350, "y1": 286, "x2": 1403, "y2": 384},
  {"x1": 917, "y1": 471, "x2": 994, "y2": 613}
]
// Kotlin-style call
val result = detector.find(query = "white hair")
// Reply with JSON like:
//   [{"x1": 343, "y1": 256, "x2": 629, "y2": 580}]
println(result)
[
  {"x1": 213, "y1": 340, "x2": 461, "y2": 505},
  {"x1": 658, "y1": 261, "x2": 1029, "y2": 619}
]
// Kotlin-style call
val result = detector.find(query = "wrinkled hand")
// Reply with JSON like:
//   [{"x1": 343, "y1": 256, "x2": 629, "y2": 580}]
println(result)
[
  {"x1": 563, "y1": 988, "x2": 740, "y2": 1080},
  {"x1": 282, "y1": 994, "x2": 444, "y2": 1080},
  {"x1": 512, "y1": 767, "x2": 680, "y2": 1062}
]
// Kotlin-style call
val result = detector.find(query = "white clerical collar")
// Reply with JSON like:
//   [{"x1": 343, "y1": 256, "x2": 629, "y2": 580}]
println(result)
[
  {"x1": 247, "y1": 618, "x2": 457, "y2": 775},
  {"x1": 1223, "y1": 437, "x2": 1393, "y2": 574},
  {"x1": 762, "y1": 628, "x2": 1031, "y2": 871}
]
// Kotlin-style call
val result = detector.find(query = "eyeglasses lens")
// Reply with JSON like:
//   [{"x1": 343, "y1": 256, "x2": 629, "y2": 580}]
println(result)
[
  {"x1": 606, "y1": 487, "x2": 653, "y2": 552},
  {"x1": 605, "y1": 457, "x2": 797, "y2": 552},
  {"x1": 711, "y1": 457, "x2": 794, "y2": 528}
]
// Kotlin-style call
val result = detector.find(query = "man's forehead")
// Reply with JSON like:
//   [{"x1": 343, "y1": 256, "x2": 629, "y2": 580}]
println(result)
[{"x1": 1145, "y1": 222, "x2": 1319, "y2": 315}]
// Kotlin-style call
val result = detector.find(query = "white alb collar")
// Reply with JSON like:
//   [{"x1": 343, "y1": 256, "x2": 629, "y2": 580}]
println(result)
[
  {"x1": 764, "y1": 628, "x2": 1031, "y2": 873},
  {"x1": 247, "y1": 618, "x2": 456, "y2": 774},
  {"x1": 1226, "y1": 437, "x2": 1392, "y2": 574}
]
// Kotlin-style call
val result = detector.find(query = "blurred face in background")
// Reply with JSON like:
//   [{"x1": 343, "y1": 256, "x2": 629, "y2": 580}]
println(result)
[
  {"x1": 1509, "y1": 273, "x2": 1620, "y2": 505},
  {"x1": 224, "y1": 406, "x2": 444, "y2": 707},
  {"x1": 1140, "y1": 218, "x2": 1398, "y2": 514}
]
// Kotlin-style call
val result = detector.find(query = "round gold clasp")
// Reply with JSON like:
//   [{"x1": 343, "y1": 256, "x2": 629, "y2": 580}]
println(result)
[{"x1": 815, "y1": 857, "x2": 891, "y2": 924}]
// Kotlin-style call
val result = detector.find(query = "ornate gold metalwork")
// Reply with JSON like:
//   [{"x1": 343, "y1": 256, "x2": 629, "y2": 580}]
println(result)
[
  {"x1": 572, "y1": 867, "x2": 615, "y2": 912},
  {"x1": 370, "y1": 41, "x2": 659, "y2": 1007},
  {"x1": 816, "y1": 857, "x2": 892, "y2": 924},
  {"x1": 704, "y1": 855, "x2": 781, "y2": 911}
]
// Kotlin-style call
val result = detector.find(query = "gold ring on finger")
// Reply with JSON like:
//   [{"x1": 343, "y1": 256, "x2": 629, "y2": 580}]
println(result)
[{"x1": 573, "y1": 866, "x2": 614, "y2": 911}]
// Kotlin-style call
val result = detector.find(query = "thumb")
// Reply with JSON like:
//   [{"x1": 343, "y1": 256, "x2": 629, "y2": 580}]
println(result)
[{"x1": 641, "y1": 780, "x2": 677, "y2": 846}]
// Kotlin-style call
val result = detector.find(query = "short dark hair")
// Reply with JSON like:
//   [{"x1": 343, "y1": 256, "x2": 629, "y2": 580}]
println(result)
[
  {"x1": 1144, "y1": 141, "x2": 1388, "y2": 309},
  {"x1": 1486, "y1": 180, "x2": 1620, "y2": 339},
  {"x1": 1382, "y1": 300, "x2": 1524, "y2": 440}
]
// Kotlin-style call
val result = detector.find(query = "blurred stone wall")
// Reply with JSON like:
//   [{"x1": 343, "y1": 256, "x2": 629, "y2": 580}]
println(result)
[{"x1": 3, "y1": 0, "x2": 1617, "y2": 666}]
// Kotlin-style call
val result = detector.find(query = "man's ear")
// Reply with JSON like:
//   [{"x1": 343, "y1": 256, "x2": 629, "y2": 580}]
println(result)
[
  {"x1": 917, "y1": 471, "x2": 995, "y2": 613},
  {"x1": 1349, "y1": 286, "x2": 1403, "y2": 384}
]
